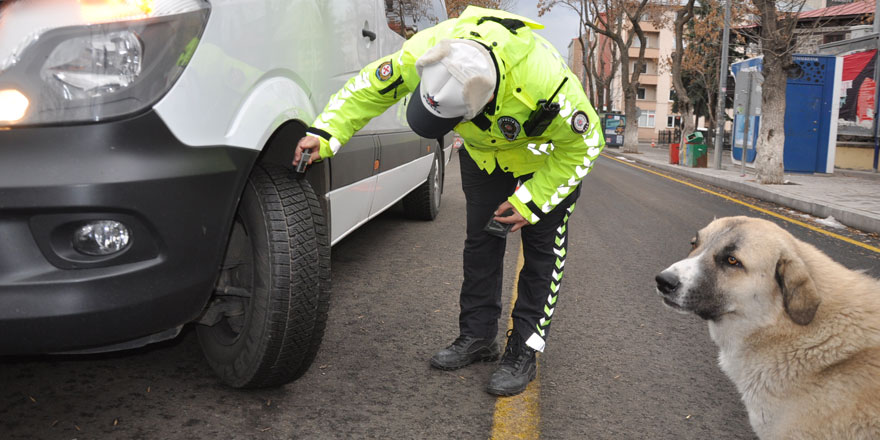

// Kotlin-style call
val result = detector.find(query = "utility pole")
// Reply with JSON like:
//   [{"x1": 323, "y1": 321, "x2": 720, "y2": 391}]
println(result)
[
  {"x1": 873, "y1": 0, "x2": 879, "y2": 172},
  {"x1": 713, "y1": 0, "x2": 732, "y2": 169}
]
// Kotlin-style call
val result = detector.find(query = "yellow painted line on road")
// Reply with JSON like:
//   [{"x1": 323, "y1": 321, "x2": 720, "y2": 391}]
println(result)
[
  {"x1": 490, "y1": 247, "x2": 541, "y2": 440},
  {"x1": 604, "y1": 153, "x2": 880, "y2": 254}
]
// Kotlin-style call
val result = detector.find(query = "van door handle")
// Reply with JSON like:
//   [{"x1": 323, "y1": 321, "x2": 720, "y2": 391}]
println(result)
[{"x1": 362, "y1": 29, "x2": 377, "y2": 41}]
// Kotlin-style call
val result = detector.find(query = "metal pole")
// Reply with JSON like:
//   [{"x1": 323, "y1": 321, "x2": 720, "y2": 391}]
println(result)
[
  {"x1": 875, "y1": 0, "x2": 879, "y2": 33},
  {"x1": 741, "y1": 74, "x2": 752, "y2": 177},
  {"x1": 713, "y1": 0, "x2": 732, "y2": 169},
  {"x1": 874, "y1": 0, "x2": 879, "y2": 172},
  {"x1": 874, "y1": 91, "x2": 879, "y2": 171}
]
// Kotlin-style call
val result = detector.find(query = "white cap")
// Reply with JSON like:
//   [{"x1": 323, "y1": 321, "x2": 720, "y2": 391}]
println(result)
[{"x1": 406, "y1": 39, "x2": 497, "y2": 138}]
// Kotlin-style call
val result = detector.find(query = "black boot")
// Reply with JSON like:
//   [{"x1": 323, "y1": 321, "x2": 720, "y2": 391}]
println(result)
[
  {"x1": 486, "y1": 330, "x2": 537, "y2": 396},
  {"x1": 430, "y1": 335, "x2": 499, "y2": 370}
]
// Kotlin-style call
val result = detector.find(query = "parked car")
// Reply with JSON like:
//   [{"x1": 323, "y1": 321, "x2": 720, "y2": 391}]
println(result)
[{"x1": 0, "y1": 0, "x2": 449, "y2": 388}]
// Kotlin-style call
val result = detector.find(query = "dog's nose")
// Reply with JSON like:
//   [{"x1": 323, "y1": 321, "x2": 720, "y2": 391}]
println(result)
[{"x1": 655, "y1": 271, "x2": 680, "y2": 295}]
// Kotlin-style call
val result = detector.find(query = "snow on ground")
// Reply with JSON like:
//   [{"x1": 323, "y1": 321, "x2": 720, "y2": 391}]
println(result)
[
  {"x1": 784, "y1": 209, "x2": 848, "y2": 230},
  {"x1": 815, "y1": 216, "x2": 847, "y2": 229}
]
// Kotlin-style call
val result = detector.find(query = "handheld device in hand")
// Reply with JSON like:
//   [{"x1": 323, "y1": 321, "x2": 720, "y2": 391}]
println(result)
[
  {"x1": 296, "y1": 150, "x2": 311, "y2": 174},
  {"x1": 484, "y1": 209, "x2": 514, "y2": 238}
]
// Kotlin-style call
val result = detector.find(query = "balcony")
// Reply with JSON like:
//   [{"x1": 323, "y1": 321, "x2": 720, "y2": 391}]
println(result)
[
  {"x1": 640, "y1": 22, "x2": 659, "y2": 32},
  {"x1": 639, "y1": 74, "x2": 658, "y2": 85},
  {"x1": 629, "y1": 47, "x2": 659, "y2": 59}
]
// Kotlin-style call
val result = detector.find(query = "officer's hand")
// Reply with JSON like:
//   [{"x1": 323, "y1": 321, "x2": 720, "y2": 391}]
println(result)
[
  {"x1": 493, "y1": 201, "x2": 530, "y2": 233},
  {"x1": 293, "y1": 135, "x2": 323, "y2": 167}
]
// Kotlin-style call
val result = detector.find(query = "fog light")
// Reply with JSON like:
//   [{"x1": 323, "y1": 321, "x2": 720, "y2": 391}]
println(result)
[{"x1": 73, "y1": 220, "x2": 131, "y2": 256}]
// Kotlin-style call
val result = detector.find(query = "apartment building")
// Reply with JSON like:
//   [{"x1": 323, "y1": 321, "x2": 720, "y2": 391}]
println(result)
[
  {"x1": 569, "y1": 9, "x2": 693, "y2": 143},
  {"x1": 616, "y1": 14, "x2": 678, "y2": 143}
]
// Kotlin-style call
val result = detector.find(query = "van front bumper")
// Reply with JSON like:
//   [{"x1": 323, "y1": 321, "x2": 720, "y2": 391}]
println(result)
[{"x1": 0, "y1": 111, "x2": 256, "y2": 354}]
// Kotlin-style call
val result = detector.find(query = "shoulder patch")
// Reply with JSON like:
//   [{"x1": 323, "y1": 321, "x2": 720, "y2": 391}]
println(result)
[
  {"x1": 376, "y1": 61, "x2": 394, "y2": 81},
  {"x1": 497, "y1": 116, "x2": 521, "y2": 141},
  {"x1": 571, "y1": 110, "x2": 589, "y2": 134}
]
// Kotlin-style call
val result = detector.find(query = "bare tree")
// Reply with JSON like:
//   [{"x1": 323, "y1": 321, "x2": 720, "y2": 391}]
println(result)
[
  {"x1": 595, "y1": 26, "x2": 621, "y2": 113},
  {"x1": 578, "y1": 20, "x2": 595, "y2": 104},
  {"x1": 669, "y1": 0, "x2": 696, "y2": 147},
  {"x1": 746, "y1": 0, "x2": 806, "y2": 183},
  {"x1": 666, "y1": 0, "x2": 751, "y2": 149},
  {"x1": 540, "y1": 0, "x2": 655, "y2": 153},
  {"x1": 571, "y1": 1, "x2": 621, "y2": 114}
]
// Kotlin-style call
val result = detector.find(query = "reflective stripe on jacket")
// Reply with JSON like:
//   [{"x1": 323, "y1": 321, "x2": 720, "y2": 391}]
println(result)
[{"x1": 309, "y1": 6, "x2": 605, "y2": 223}]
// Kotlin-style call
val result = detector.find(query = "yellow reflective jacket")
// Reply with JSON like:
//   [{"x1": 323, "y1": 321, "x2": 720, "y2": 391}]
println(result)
[{"x1": 308, "y1": 6, "x2": 604, "y2": 223}]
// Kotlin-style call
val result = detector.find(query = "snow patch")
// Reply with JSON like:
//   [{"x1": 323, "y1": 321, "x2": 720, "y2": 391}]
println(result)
[{"x1": 815, "y1": 216, "x2": 846, "y2": 229}]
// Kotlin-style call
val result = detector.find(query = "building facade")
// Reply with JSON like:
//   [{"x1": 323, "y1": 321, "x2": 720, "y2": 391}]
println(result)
[{"x1": 609, "y1": 14, "x2": 680, "y2": 143}]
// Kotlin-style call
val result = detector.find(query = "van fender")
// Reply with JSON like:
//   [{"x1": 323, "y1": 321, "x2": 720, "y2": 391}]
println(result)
[{"x1": 224, "y1": 73, "x2": 316, "y2": 152}]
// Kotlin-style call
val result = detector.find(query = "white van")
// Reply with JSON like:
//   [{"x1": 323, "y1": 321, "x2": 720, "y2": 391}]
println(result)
[{"x1": 0, "y1": 0, "x2": 449, "y2": 388}]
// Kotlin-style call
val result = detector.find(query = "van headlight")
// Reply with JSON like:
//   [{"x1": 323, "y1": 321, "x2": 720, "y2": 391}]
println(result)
[{"x1": 0, "y1": 0, "x2": 210, "y2": 126}]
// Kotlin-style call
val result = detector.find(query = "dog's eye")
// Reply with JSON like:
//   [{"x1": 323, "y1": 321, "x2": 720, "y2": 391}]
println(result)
[
  {"x1": 690, "y1": 238, "x2": 697, "y2": 250},
  {"x1": 726, "y1": 256, "x2": 742, "y2": 267}
]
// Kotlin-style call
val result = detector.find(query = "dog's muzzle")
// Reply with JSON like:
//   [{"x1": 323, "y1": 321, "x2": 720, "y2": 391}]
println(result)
[
  {"x1": 655, "y1": 270, "x2": 687, "y2": 311},
  {"x1": 656, "y1": 271, "x2": 680, "y2": 296}
]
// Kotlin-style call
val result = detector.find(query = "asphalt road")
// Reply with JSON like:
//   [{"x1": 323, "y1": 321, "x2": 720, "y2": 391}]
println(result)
[{"x1": 2, "y1": 151, "x2": 878, "y2": 439}]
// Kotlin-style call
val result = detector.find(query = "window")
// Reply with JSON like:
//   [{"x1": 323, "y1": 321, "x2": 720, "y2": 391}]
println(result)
[
  {"x1": 667, "y1": 116, "x2": 675, "y2": 128},
  {"x1": 633, "y1": 63, "x2": 647, "y2": 74},
  {"x1": 637, "y1": 87, "x2": 646, "y2": 100},
  {"x1": 385, "y1": 0, "x2": 447, "y2": 39},
  {"x1": 823, "y1": 33, "x2": 845, "y2": 44},
  {"x1": 638, "y1": 109, "x2": 655, "y2": 128},
  {"x1": 669, "y1": 89, "x2": 676, "y2": 102}
]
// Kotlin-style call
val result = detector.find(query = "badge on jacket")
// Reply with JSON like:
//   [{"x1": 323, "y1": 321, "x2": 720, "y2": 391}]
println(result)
[
  {"x1": 571, "y1": 110, "x2": 589, "y2": 134},
  {"x1": 376, "y1": 61, "x2": 394, "y2": 81},
  {"x1": 497, "y1": 116, "x2": 521, "y2": 141}
]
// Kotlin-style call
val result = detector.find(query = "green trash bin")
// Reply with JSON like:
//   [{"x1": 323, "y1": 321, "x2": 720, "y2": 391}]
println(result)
[
  {"x1": 685, "y1": 132, "x2": 708, "y2": 168},
  {"x1": 686, "y1": 131, "x2": 704, "y2": 144}
]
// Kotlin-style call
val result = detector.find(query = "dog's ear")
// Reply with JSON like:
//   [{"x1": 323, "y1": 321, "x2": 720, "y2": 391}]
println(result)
[{"x1": 775, "y1": 252, "x2": 820, "y2": 326}]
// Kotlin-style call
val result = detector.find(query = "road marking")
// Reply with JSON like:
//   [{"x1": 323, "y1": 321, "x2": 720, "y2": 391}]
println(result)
[
  {"x1": 490, "y1": 247, "x2": 541, "y2": 440},
  {"x1": 604, "y1": 153, "x2": 880, "y2": 254}
]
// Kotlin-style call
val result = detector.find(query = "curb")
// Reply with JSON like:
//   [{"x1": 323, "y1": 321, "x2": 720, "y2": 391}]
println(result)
[{"x1": 613, "y1": 150, "x2": 880, "y2": 235}]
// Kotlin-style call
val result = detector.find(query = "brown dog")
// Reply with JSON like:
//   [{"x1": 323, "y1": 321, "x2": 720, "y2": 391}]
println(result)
[{"x1": 655, "y1": 216, "x2": 880, "y2": 439}]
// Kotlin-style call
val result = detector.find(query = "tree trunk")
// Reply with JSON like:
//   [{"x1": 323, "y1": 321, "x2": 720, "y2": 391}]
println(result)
[
  {"x1": 605, "y1": 82, "x2": 613, "y2": 112},
  {"x1": 680, "y1": 109, "x2": 694, "y2": 151},
  {"x1": 752, "y1": 0, "x2": 790, "y2": 184},
  {"x1": 705, "y1": 91, "x2": 717, "y2": 149},
  {"x1": 620, "y1": 35, "x2": 645, "y2": 152},
  {"x1": 579, "y1": 0, "x2": 648, "y2": 151},
  {"x1": 670, "y1": 0, "x2": 695, "y2": 148},
  {"x1": 622, "y1": 84, "x2": 640, "y2": 153},
  {"x1": 755, "y1": 56, "x2": 786, "y2": 184}
]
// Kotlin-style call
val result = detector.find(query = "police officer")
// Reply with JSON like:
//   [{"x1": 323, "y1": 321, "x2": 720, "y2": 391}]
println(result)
[{"x1": 294, "y1": 6, "x2": 604, "y2": 397}]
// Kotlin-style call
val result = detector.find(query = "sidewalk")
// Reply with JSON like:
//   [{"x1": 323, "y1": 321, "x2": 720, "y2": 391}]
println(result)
[{"x1": 608, "y1": 143, "x2": 880, "y2": 235}]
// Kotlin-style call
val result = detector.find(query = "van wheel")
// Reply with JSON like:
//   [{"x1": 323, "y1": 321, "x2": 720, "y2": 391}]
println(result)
[
  {"x1": 403, "y1": 147, "x2": 443, "y2": 220},
  {"x1": 197, "y1": 164, "x2": 331, "y2": 389}
]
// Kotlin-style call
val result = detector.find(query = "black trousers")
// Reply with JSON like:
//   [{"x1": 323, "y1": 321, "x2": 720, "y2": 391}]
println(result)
[{"x1": 458, "y1": 149, "x2": 580, "y2": 352}]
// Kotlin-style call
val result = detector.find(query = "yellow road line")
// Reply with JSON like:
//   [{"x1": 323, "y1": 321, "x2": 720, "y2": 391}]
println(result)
[
  {"x1": 604, "y1": 153, "x2": 880, "y2": 254},
  {"x1": 490, "y1": 247, "x2": 541, "y2": 440}
]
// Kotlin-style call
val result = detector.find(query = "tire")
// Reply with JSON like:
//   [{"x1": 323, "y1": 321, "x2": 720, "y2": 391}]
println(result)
[
  {"x1": 197, "y1": 164, "x2": 331, "y2": 389},
  {"x1": 402, "y1": 146, "x2": 443, "y2": 220}
]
